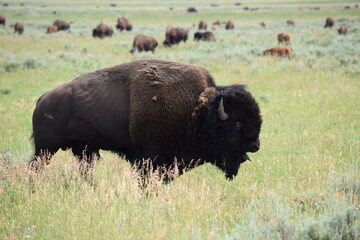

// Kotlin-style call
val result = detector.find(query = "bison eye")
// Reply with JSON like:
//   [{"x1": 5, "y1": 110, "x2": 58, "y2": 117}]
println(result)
[{"x1": 235, "y1": 121, "x2": 243, "y2": 131}]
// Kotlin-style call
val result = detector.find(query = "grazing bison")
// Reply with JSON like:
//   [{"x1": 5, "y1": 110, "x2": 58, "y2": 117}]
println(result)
[
  {"x1": 0, "y1": 15, "x2": 5, "y2": 26},
  {"x1": 278, "y1": 33, "x2": 291, "y2": 44},
  {"x1": 130, "y1": 35, "x2": 158, "y2": 54},
  {"x1": 324, "y1": 17, "x2": 334, "y2": 28},
  {"x1": 225, "y1": 20, "x2": 234, "y2": 30},
  {"x1": 30, "y1": 59, "x2": 262, "y2": 181},
  {"x1": 198, "y1": 20, "x2": 207, "y2": 30},
  {"x1": 263, "y1": 47, "x2": 291, "y2": 59},
  {"x1": 338, "y1": 25, "x2": 347, "y2": 35},
  {"x1": 14, "y1": 22, "x2": 24, "y2": 34},
  {"x1": 286, "y1": 20, "x2": 295, "y2": 26},
  {"x1": 260, "y1": 22, "x2": 266, "y2": 27},
  {"x1": 213, "y1": 20, "x2": 221, "y2": 26},
  {"x1": 53, "y1": 20, "x2": 70, "y2": 31},
  {"x1": 116, "y1": 16, "x2": 132, "y2": 31},
  {"x1": 187, "y1": 7, "x2": 197, "y2": 13},
  {"x1": 194, "y1": 31, "x2": 216, "y2": 42},
  {"x1": 46, "y1": 25, "x2": 58, "y2": 33},
  {"x1": 92, "y1": 22, "x2": 113, "y2": 38},
  {"x1": 163, "y1": 27, "x2": 189, "y2": 47}
]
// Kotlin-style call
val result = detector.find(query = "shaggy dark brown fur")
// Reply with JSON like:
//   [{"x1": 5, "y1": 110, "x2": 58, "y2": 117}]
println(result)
[
  {"x1": 14, "y1": 22, "x2": 24, "y2": 34},
  {"x1": 92, "y1": 22, "x2": 113, "y2": 38},
  {"x1": 163, "y1": 27, "x2": 189, "y2": 47},
  {"x1": 0, "y1": 16, "x2": 5, "y2": 26},
  {"x1": 263, "y1": 47, "x2": 291, "y2": 59},
  {"x1": 116, "y1": 16, "x2": 132, "y2": 31},
  {"x1": 277, "y1": 33, "x2": 291, "y2": 44},
  {"x1": 130, "y1": 35, "x2": 158, "y2": 54},
  {"x1": 53, "y1": 20, "x2": 70, "y2": 31},
  {"x1": 46, "y1": 25, "x2": 58, "y2": 33},
  {"x1": 338, "y1": 25, "x2": 347, "y2": 35},
  {"x1": 194, "y1": 31, "x2": 216, "y2": 42},
  {"x1": 31, "y1": 59, "x2": 262, "y2": 181},
  {"x1": 225, "y1": 20, "x2": 234, "y2": 30},
  {"x1": 324, "y1": 17, "x2": 334, "y2": 28},
  {"x1": 198, "y1": 20, "x2": 207, "y2": 30}
]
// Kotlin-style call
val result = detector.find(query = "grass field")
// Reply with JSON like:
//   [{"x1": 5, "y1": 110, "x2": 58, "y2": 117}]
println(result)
[{"x1": 0, "y1": 1, "x2": 359, "y2": 239}]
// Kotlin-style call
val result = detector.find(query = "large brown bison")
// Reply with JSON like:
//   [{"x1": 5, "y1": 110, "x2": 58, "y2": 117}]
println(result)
[
  {"x1": 53, "y1": 20, "x2": 70, "y2": 31},
  {"x1": 163, "y1": 27, "x2": 189, "y2": 47},
  {"x1": 198, "y1": 20, "x2": 207, "y2": 30},
  {"x1": 263, "y1": 47, "x2": 291, "y2": 59},
  {"x1": 92, "y1": 22, "x2": 113, "y2": 38},
  {"x1": 0, "y1": 16, "x2": 5, "y2": 26},
  {"x1": 46, "y1": 25, "x2": 58, "y2": 33},
  {"x1": 116, "y1": 16, "x2": 132, "y2": 31},
  {"x1": 14, "y1": 22, "x2": 24, "y2": 34},
  {"x1": 194, "y1": 31, "x2": 216, "y2": 42},
  {"x1": 338, "y1": 25, "x2": 347, "y2": 35},
  {"x1": 130, "y1": 35, "x2": 158, "y2": 54},
  {"x1": 225, "y1": 20, "x2": 234, "y2": 30},
  {"x1": 324, "y1": 17, "x2": 334, "y2": 28},
  {"x1": 278, "y1": 33, "x2": 291, "y2": 44},
  {"x1": 30, "y1": 59, "x2": 262, "y2": 181}
]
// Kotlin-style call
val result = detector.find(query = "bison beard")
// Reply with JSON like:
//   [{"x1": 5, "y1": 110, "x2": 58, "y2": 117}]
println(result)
[{"x1": 31, "y1": 60, "x2": 262, "y2": 181}]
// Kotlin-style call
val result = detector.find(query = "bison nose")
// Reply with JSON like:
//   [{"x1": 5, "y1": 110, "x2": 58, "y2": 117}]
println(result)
[{"x1": 250, "y1": 141, "x2": 260, "y2": 152}]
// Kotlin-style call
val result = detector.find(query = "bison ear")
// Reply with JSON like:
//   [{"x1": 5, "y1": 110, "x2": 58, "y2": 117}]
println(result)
[{"x1": 192, "y1": 87, "x2": 216, "y2": 118}]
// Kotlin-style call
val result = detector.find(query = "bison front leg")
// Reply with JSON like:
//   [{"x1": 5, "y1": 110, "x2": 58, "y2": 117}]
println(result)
[
  {"x1": 71, "y1": 144, "x2": 100, "y2": 176},
  {"x1": 29, "y1": 149, "x2": 58, "y2": 172}
]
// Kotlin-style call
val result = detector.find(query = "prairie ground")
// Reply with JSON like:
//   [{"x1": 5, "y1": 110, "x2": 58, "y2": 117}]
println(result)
[{"x1": 0, "y1": 1, "x2": 359, "y2": 239}]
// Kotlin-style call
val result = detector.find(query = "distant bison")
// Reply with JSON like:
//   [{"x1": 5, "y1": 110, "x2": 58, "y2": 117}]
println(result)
[
  {"x1": 116, "y1": 16, "x2": 132, "y2": 31},
  {"x1": 187, "y1": 7, "x2": 197, "y2": 13},
  {"x1": 278, "y1": 33, "x2": 291, "y2": 44},
  {"x1": 213, "y1": 20, "x2": 221, "y2": 26},
  {"x1": 30, "y1": 59, "x2": 262, "y2": 181},
  {"x1": 0, "y1": 15, "x2": 5, "y2": 26},
  {"x1": 46, "y1": 25, "x2": 58, "y2": 33},
  {"x1": 260, "y1": 22, "x2": 266, "y2": 27},
  {"x1": 338, "y1": 25, "x2": 347, "y2": 35},
  {"x1": 130, "y1": 35, "x2": 158, "y2": 54},
  {"x1": 198, "y1": 20, "x2": 207, "y2": 30},
  {"x1": 14, "y1": 22, "x2": 24, "y2": 34},
  {"x1": 225, "y1": 20, "x2": 234, "y2": 30},
  {"x1": 263, "y1": 47, "x2": 291, "y2": 59},
  {"x1": 53, "y1": 20, "x2": 70, "y2": 31},
  {"x1": 212, "y1": 25, "x2": 218, "y2": 31},
  {"x1": 194, "y1": 31, "x2": 216, "y2": 42},
  {"x1": 93, "y1": 22, "x2": 113, "y2": 38},
  {"x1": 286, "y1": 20, "x2": 295, "y2": 26},
  {"x1": 324, "y1": 17, "x2": 334, "y2": 28},
  {"x1": 163, "y1": 27, "x2": 189, "y2": 47}
]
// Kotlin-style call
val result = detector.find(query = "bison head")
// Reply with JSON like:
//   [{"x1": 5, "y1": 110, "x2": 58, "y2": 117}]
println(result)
[{"x1": 196, "y1": 85, "x2": 262, "y2": 180}]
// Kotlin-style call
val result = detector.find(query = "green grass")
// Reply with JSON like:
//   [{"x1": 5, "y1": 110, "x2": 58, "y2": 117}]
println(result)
[{"x1": 0, "y1": 1, "x2": 359, "y2": 239}]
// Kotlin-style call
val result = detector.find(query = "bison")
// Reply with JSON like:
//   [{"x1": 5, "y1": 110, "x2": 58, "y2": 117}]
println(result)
[
  {"x1": 225, "y1": 20, "x2": 234, "y2": 30},
  {"x1": 163, "y1": 27, "x2": 189, "y2": 47},
  {"x1": 263, "y1": 47, "x2": 291, "y2": 59},
  {"x1": 324, "y1": 17, "x2": 334, "y2": 28},
  {"x1": 278, "y1": 33, "x2": 291, "y2": 44},
  {"x1": 30, "y1": 59, "x2": 262, "y2": 181},
  {"x1": 46, "y1": 25, "x2": 58, "y2": 33},
  {"x1": 213, "y1": 20, "x2": 221, "y2": 26},
  {"x1": 187, "y1": 7, "x2": 197, "y2": 13},
  {"x1": 116, "y1": 16, "x2": 132, "y2": 31},
  {"x1": 194, "y1": 31, "x2": 216, "y2": 42},
  {"x1": 0, "y1": 15, "x2": 5, "y2": 26},
  {"x1": 198, "y1": 20, "x2": 207, "y2": 30},
  {"x1": 286, "y1": 20, "x2": 295, "y2": 26},
  {"x1": 53, "y1": 20, "x2": 70, "y2": 31},
  {"x1": 14, "y1": 22, "x2": 24, "y2": 34},
  {"x1": 130, "y1": 35, "x2": 158, "y2": 54},
  {"x1": 338, "y1": 25, "x2": 347, "y2": 35},
  {"x1": 92, "y1": 22, "x2": 113, "y2": 38},
  {"x1": 212, "y1": 25, "x2": 218, "y2": 31},
  {"x1": 259, "y1": 22, "x2": 266, "y2": 27}
]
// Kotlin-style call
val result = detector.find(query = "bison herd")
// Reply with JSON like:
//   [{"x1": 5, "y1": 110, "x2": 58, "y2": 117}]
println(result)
[{"x1": 0, "y1": 15, "x2": 350, "y2": 57}]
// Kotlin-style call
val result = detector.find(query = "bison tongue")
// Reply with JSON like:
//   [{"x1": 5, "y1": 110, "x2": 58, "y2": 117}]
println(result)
[{"x1": 241, "y1": 153, "x2": 251, "y2": 162}]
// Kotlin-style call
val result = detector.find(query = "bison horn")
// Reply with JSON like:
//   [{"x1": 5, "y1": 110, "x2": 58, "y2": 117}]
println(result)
[{"x1": 218, "y1": 97, "x2": 228, "y2": 120}]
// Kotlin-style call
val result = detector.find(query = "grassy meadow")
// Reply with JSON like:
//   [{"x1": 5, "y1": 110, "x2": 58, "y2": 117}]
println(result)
[{"x1": 1, "y1": 0, "x2": 360, "y2": 239}]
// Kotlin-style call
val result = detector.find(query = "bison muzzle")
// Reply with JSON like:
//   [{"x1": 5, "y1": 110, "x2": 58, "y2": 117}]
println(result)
[{"x1": 31, "y1": 60, "x2": 262, "y2": 181}]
